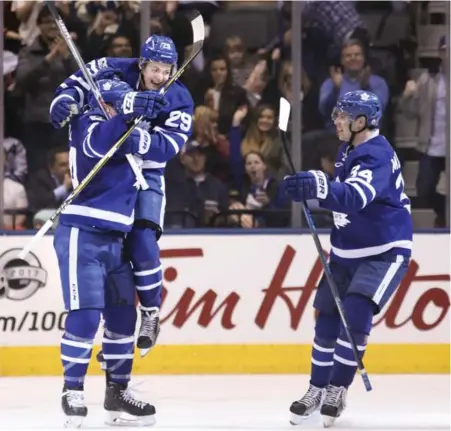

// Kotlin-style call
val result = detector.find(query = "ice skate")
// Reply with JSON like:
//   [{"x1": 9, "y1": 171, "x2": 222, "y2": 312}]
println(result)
[
  {"x1": 320, "y1": 384, "x2": 347, "y2": 428},
  {"x1": 289, "y1": 383, "x2": 326, "y2": 425},
  {"x1": 62, "y1": 386, "x2": 87, "y2": 428},
  {"x1": 104, "y1": 380, "x2": 156, "y2": 426},
  {"x1": 137, "y1": 307, "x2": 160, "y2": 357}
]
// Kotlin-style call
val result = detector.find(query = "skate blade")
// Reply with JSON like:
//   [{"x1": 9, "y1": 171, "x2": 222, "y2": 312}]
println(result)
[
  {"x1": 64, "y1": 416, "x2": 85, "y2": 428},
  {"x1": 289, "y1": 412, "x2": 312, "y2": 425},
  {"x1": 105, "y1": 410, "x2": 155, "y2": 427},
  {"x1": 322, "y1": 415, "x2": 337, "y2": 428},
  {"x1": 139, "y1": 347, "x2": 151, "y2": 358}
]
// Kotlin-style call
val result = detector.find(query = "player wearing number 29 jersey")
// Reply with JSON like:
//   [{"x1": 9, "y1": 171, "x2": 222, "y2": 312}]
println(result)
[{"x1": 50, "y1": 35, "x2": 194, "y2": 362}]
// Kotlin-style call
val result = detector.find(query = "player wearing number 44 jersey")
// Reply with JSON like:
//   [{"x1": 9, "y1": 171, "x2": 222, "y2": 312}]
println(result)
[
  {"x1": 283, "y1": 90, "x2": 412, "y2": 428},
  {"x1": 50, "y1": 35, "x2": 194, "y2": 358}
]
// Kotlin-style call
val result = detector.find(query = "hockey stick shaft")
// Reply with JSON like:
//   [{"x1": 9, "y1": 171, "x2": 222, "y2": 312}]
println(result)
[
  {"x1": 45, "y1": 1, "x2": 148, "y2": 190},
  {"x1": 278, "y1": 98, "x2": 372, "y2": 392},
  {"x1": 18, "y1": 13, "x2": 205, "y2": 260}
]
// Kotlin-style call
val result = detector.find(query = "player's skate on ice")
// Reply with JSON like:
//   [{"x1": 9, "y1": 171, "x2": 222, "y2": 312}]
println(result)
[
  {"x1": 283, "y1": 90, "x2": 413, "y2": 427},
  {"x1": 54, "y1": 79, "x2": 163, "y2": 427},
  {"x1": 289, "y1": 384, "x2": 326, "y2": 423},
  {"x1": 104, "y1": 378, "x2": 155, "y2": 426},
  {"x1": 61, "y1": 386, "x2": 87, "y2": 428}
]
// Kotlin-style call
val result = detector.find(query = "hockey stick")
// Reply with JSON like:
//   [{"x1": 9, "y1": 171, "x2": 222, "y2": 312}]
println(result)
[
  {"x1": 18, "y1": 12, "x2": 205, "y2": 260},
  {"x1": 278, "y1": 97, "x2": 372, "y2": 392},
  {"x1": 45, "y1": 1, "x2": 148, "y2": 191}
]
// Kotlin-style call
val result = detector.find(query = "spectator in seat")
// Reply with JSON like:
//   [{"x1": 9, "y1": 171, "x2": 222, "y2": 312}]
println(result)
[
  {"x1": 2, "y1": 149, "x2": 28, "y2": 230},
  {"x1": 188, "y1": 105, "x2": 230, "y2": 183},
  {"x1": 194, "y1": 53, "x2": 248, "y2": 134},
  {"x1": 14, "y1": 6, "x2": 78, "y2": 173},
  {"x1": 225, "y1": 35, "x2": 256, "y2": 87},
  {"x1": 319, "y1": 39, "x2": 389, "y2": 131},
  {"x1": 104, "y1": 33, "x2": 133, "y2": 58},
  {"x1": 27, "y1": 146, "x2": 72, "y2": 215},
  {"x1": 79, "y1": 1, "x2": 139, "y2": 60},
  {"x1": 3, "y1": 137, "x2": 27, "y2": 184},
  {"x1": 229, "y1": 104, "x2": 287, "y2": 188},
  {"x1": 399, "y1": 36, "x2": 448, "y2": 227},
  {"x1": 229, "y1": 151, "x2": 288, "y2": 228},
  {"x1": 165, "y1": 142, "x2": 229, "y2": 228}
]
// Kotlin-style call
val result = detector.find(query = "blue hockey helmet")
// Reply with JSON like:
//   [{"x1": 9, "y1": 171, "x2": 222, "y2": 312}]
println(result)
[
  {"x1": 332, "y1": 90, "x2": 382, "y2": 128},
  {"x1": 140, "y1": 35, "x2": 178, "y2": 67},
  {"x1": 88, "y1": 78, "x2": 133, "y2": 111}
]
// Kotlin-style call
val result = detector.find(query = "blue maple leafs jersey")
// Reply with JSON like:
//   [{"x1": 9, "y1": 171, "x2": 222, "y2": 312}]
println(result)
[
  {"x1": 59, "y1": 109, "x2": 142, "y2": 233},
  {"x1": 54, "y1": 57, "x2": 194, "y2": 174},
  {"x1": 319, "y1": 131, "x2": 413, "y2": 263}
]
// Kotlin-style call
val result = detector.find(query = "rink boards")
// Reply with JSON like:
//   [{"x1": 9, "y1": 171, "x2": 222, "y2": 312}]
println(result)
[{"x1": 0, "y1": 232, "x2": 449, "y2": 376}]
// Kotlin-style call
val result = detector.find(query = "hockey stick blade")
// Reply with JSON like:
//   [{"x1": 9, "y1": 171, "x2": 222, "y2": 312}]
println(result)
[
  {"x1": 19, "y1": 12, "x2": 205, "y2": 260},
  {"x1": 278, "y1": 98, "x2": 372, "y2": 392},
  {"x1": 278, "y1": 97, "x2": 296, "y2": 174}
]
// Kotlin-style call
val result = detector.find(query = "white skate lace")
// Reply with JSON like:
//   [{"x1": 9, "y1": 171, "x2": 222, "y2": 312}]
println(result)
[
  {"x1": 121, "y1": 387, "x2": 148, "y2": 410},
  {"x1": 63, "y1": 390, "x2": 85, "y2": 408},
  {"x1": 299, "y1": 384, "x2": 322, "y2": 408},
  {"x1": 140, "y1": 310, "x2": 159, "y2": 340},
  {"x1": 325, "y1": 385, "x2": 344, "y2": 406}
]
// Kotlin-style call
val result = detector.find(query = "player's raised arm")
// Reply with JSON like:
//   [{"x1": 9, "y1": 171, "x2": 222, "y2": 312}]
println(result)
[{"x1": 49, "y1": 57, "x2": 128, "y2": 128}]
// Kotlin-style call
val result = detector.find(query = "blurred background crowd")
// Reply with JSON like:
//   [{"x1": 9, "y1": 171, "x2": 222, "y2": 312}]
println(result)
[{"x1": 1, "y1": 0, "x2": 450, "y2": 231}]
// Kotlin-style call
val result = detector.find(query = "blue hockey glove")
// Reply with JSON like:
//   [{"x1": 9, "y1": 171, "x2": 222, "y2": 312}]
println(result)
[
  {"x1": 93, "y1": 67, "x2": 124, "y2": 82},
  {"x1": 49, "y1": 92, "x2": 80, "y2": 128},
  {"x1": 124, "y1": 128, "x2": 151, "y2": 156},
  {"x1": 283, "y1": 170, "x2": 329, "y2": 202},
  {"x1": 119, "y1": 91, "x2": 168, "y2": 121}
]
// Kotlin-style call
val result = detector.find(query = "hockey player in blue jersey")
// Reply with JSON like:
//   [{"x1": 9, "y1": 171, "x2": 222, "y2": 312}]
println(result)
[
  {"x1": 54, "y1": 79, "x2": 165, "y2": 427},
  {"x1": 49, "y1": 35, "x2": 194, "y2": 357},
  {"x1": 283, "y1": 90, "x2": 413, "y2": 427}
]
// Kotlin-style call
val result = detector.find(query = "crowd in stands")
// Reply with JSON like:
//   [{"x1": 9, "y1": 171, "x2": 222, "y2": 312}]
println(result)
[{"x1": 1, "y1": 0, "x2": 449, "y2": 230}]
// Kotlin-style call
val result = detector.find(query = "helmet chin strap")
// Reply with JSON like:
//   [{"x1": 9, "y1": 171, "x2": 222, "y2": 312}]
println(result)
[{"x1": 348, "y1": 116, "x2": 368, "y2": 145}]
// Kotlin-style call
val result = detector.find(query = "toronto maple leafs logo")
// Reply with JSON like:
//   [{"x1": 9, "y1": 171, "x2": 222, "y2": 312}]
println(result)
[
  {"x1": 102, "y1": 82, "x2": 113, "y2": 91},
  {"x1": 333, "y1": 212, "x2": 350, "y2": 229},
  {"x1": 360, "y1": 92, "x2": 370, "y2": 101}
]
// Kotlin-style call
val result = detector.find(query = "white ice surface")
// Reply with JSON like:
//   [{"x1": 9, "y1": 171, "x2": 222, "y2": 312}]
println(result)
[{"x1": 0, "y1": 375, "x2": 449, "y2": 431}]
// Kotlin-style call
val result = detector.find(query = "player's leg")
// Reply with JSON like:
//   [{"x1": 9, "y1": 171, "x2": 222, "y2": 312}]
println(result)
[
  {"x1": 289, "y1": 262, "x2": 352, "y2": 424},
  {"x1": 321, "y1": 254, "x2": 409, "y2": 427},
  {"x1": 53, "y1": 225, "x2": 106, "y2": 427},
  {"x1": 127, "y1": 172, "x2": 165, "y2": 356},
  {"x1": 102, "y1": 252, "x2": 156, "y2": 426}
]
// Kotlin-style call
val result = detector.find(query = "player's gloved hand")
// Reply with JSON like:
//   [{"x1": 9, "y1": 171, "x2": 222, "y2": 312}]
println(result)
[
  {"x1": 93, "y1": 67, "x2": 124, "y2": 82},
  {"x1": 119, "y1": 90, "x2": 168, "y2": 121},
  {"x1": 119, "y1": 128, "x2": 151, "y2": 157},
  {"x1": 49, "y1": 91, "x2": 80, "y2": 128},
  {"x1": 283, "y1": 170, "x2": 329, "y2": 202}
]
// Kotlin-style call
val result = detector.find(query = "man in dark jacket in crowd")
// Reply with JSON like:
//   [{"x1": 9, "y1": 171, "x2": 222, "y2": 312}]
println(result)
[{"x1": 14, "y1": 6, "x2": 78, "y2": 173}]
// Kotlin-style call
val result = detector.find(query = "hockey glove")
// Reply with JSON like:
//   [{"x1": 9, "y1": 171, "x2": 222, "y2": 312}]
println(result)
[
  {"x1": 93, "y1": 67, "x2": 124, "y2": 82},
  {"x1": 49, "y1": 91, "x2": 80, "y2": 129},
  {"x1": 283, "y1": 171, "x2": 329, "y2": 202},
  {"x1": 122, "y1": 128, "x2": 151, "y2": 157},
  {"x1": 119, "y1": 91, "x2": 168, "y2": 121}
]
